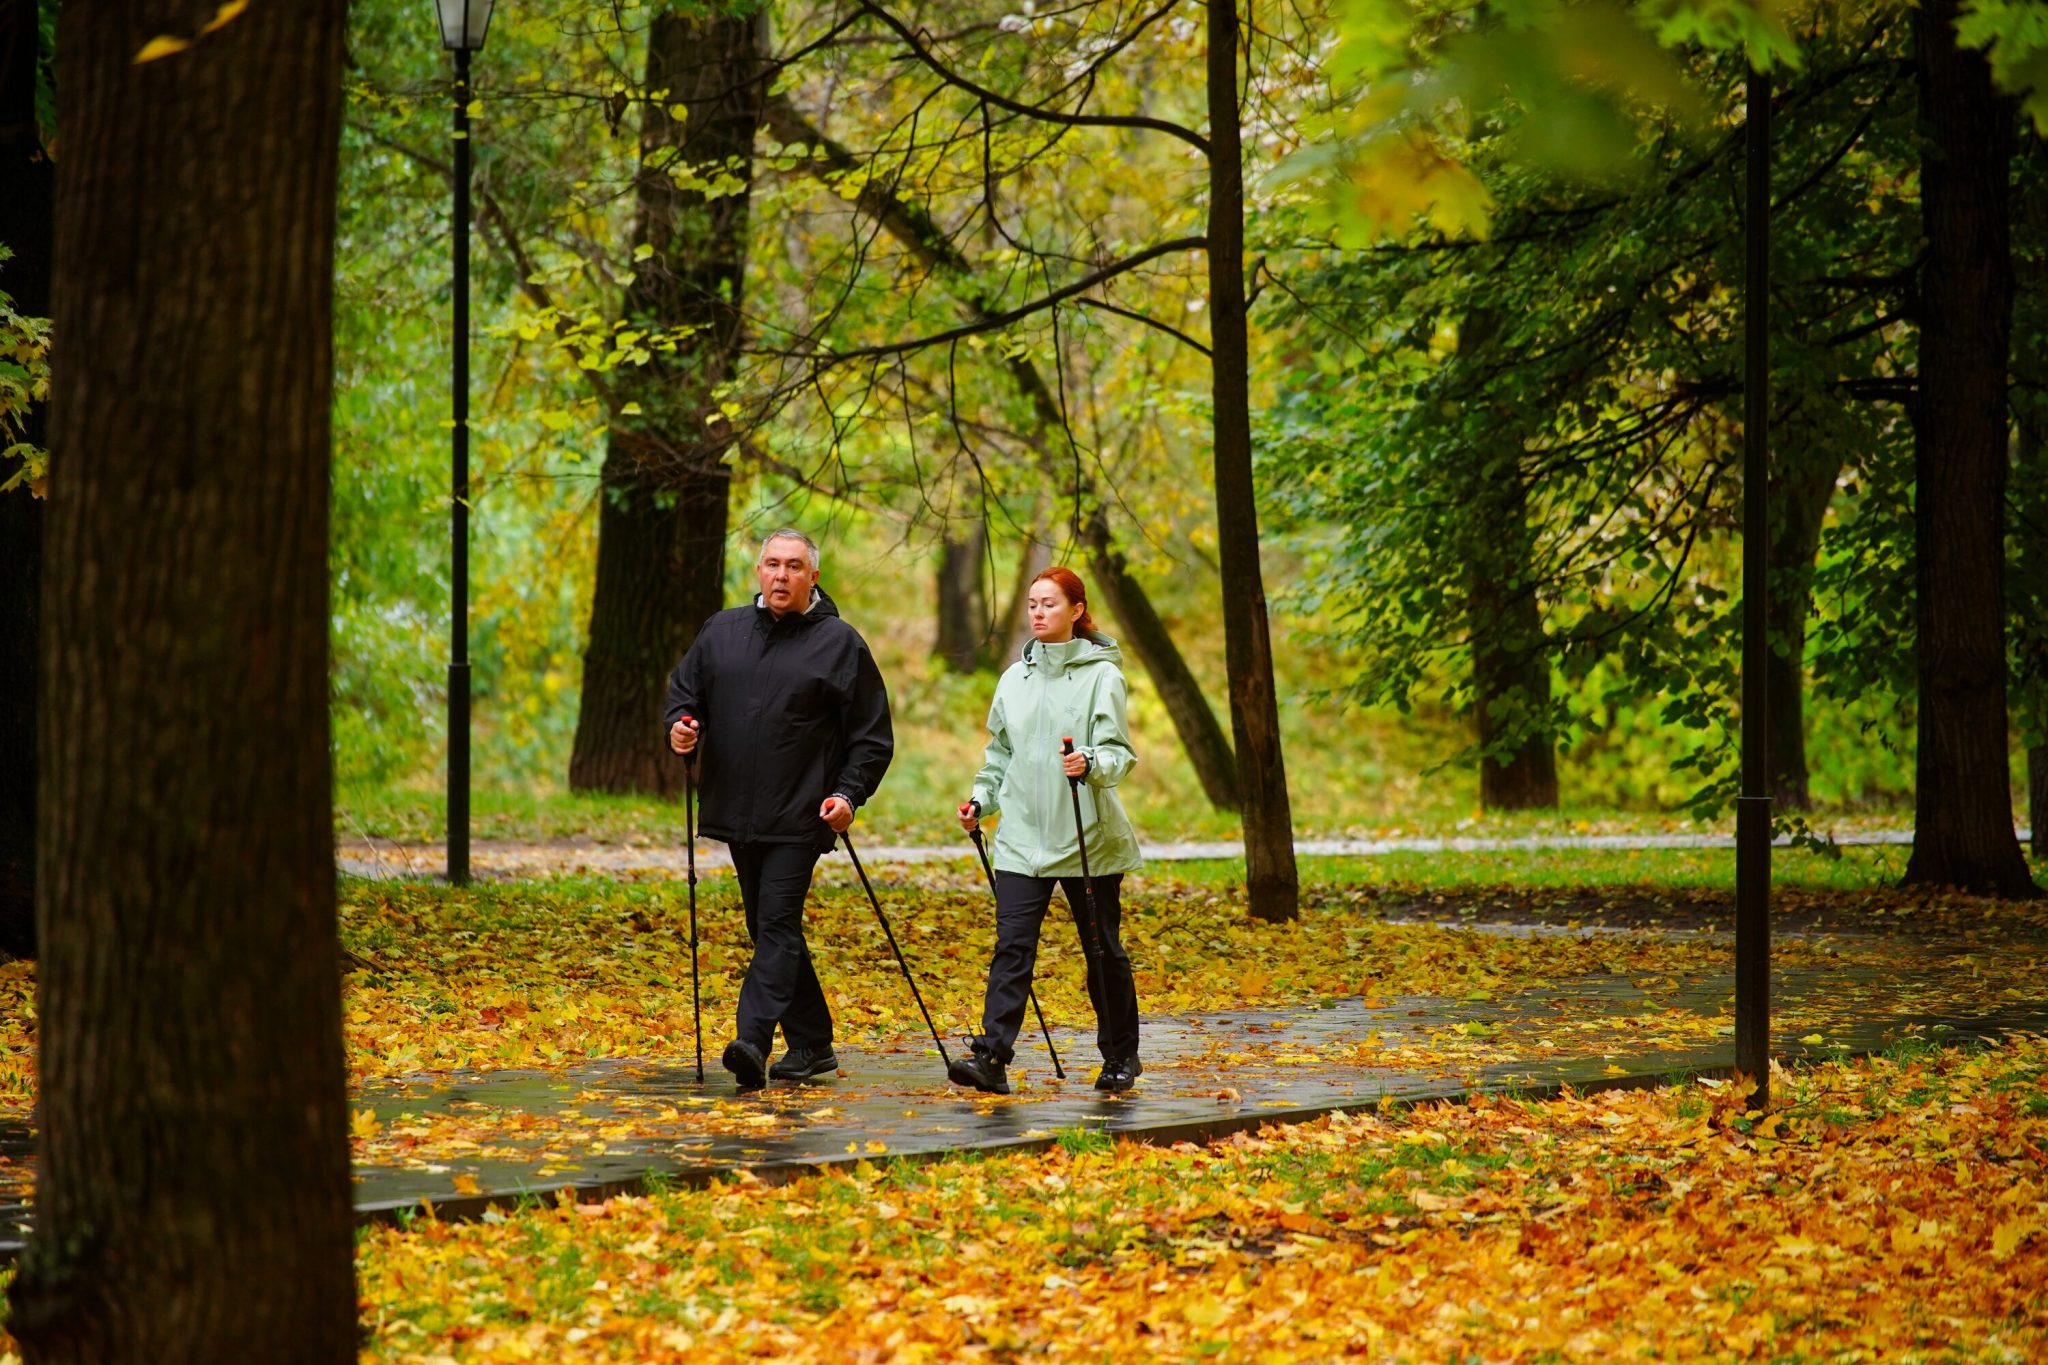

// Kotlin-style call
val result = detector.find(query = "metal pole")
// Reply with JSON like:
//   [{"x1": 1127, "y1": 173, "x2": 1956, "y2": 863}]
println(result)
[
  {"x1": 1735, "y1": 66, "x2": 1773, "y2": 1106},
  {"x1": 448, "y1": 46, "x2": 473, "y2": 886}
]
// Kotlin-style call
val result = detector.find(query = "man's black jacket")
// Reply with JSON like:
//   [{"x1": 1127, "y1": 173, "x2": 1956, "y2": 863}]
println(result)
[{"x1": 663, "y1": 588, "x2": 893, "y2": 848}]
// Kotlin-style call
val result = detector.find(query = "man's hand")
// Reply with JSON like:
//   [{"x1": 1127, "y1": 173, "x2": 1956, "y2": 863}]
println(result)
[
  {"x1": 958, "y1": 800, "x2": 980, "y2": 834},
  {"x1": 668, "y1": 716, "x2": 699, "y2": 756},
  {"x1": 820, "y1": 795, "x2": 854, "y2": 833},
  {"x1": 1060, "y1": 745, "x2": 1089, "y2": 779}
]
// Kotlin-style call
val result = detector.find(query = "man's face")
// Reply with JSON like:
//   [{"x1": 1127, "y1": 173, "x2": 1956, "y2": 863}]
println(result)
[{"x1": 756, "y1": 537, "x2": 820, "y2": 617}]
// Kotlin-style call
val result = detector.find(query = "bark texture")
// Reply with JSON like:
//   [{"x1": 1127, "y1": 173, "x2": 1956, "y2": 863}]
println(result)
[
  {"x1": 8, "y1": 0, "x2": 356, "y2": 1356},
  {"x1": 934, "y1": 522, "x2": 990, "y2": 672},
  {"x1": 1764, "y1": 448, "x2": 1842, "y2": 811},
  {"x1": 570, "y1": 12, "x2": 762, "y2": 796},
  {"x1": 1903, "y1": 0, "x2": 2037, "y2": 895},
  {"x1": 1208, "y1": 0, "x2": 1298, "y2": 920},
  {"x1": 1465, "y1": 464, "x2": 1559, "y2": 812}
]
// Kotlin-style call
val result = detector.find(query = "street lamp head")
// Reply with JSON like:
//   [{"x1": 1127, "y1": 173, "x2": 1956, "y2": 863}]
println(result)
[{"x1": 434, "y1": 0, "x2": 495, "y2": 51}]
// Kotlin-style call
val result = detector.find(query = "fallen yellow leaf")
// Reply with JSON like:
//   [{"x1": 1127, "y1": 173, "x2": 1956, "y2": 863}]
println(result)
[{"x1": 133, "y1": 35, "x2": 190, "y2": 63}]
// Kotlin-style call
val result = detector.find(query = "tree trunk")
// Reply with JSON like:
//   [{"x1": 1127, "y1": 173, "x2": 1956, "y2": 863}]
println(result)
[
  {"x1": 1079, "y1": 511, "x2": 1241, "y2": 808},
  {"x1": 569, "y1": 12, "x2": 761, "y2": 796},
  {"x1": 1465, "y1": 464, "x2": 1559, "y2": 811},
  {"x1": 759, "y1": 96, "x2": 1242, "y2": 808},
  {"x1": 1456, "y1": 312, "x2": 1557, "y2": 812},
  {"x1": 1764, "y1": 448, "x2": 1843, "y2": 811},
  {"x1": 934, "y1": 521, "x2": 989, "y2": 671},
  {"x1": 0, "y1": 0, "x2": 50, "y2": 961},
  {"x1": 7, "y1": 1, "x2": 355, "y2": 1357},
  {"x1": 997, "y1": 534, "x2": 1052, "y2": 663},
  {"x1": 1208, "y1": 0, "x2": 1297, "y2": 921},
  {"x1": 1902, "y1": 0, "x2": 2038, "y2": 896}
]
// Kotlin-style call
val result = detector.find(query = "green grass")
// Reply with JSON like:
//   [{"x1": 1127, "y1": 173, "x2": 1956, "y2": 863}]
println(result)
[
  {"x1": 334, "y1": 771, "x2": 1942, "y2": 858},
  {"x1": 1141, "y1": 844, "x2": 1917, "y2": 895}
]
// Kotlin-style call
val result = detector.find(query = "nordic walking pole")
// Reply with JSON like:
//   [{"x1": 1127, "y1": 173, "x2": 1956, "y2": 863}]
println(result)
[
  {"x1": 841, "y1": 830, "x2": 952, "y2": 1068},
  {"x1": 681, "y1": 716, "x2": 703, "y2": 1084},
  {"x1": 1061, "y1": 738, "x2": 1106, "y2": 997},
  {"x1": 961, "y1": 803, "x2": 1065, "y2": 1079}
]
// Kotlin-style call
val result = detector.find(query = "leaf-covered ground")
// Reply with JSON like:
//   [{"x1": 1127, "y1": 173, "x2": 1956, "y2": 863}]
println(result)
[
  {"x1": 1, "y1": 869, "x2": 2042, "y2": 1127},
  {"x1": 331, "y1": 1035, "x2": 2048, "y2": 1362}
]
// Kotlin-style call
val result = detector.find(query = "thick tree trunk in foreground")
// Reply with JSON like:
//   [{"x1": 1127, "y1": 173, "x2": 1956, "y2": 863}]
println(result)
[
  {"x1": 1764, "y1": 448, "x2": 1842, "y2": 811},
  {"x1": 6, "y1": 1, "x2": 355, "y2": 1357},
  {"x1": 1903, "y1": 0, "x2": 2037, "y2": 896},
  {"x1": 570, "y1": 12, "x2": 760, "y2": 795},
  {"x1": 0, "y1": 0, "x2": 50, "y2": 960},
  {"x1": 1209, "y1": 0, "x2": 1297, "y2": 921}
]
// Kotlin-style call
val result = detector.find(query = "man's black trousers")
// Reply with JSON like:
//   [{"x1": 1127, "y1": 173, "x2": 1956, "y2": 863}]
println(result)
[
  {"x1": 729, "y1": 840, "x2": 834, "y2": 1057},
  {"x1": 975, "y1": 871, "x2": 1139, "y2": 1065}
]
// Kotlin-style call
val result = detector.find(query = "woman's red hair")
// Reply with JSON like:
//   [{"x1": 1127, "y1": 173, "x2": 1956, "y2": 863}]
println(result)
[{"x1": 1031, "y1": 565, "x2": 1099, "y2": 640}]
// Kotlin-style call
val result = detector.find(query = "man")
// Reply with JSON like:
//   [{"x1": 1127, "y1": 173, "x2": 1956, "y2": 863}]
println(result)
[{"x1": 664, "y1": 529, "x2": 893, "y2": 1089}]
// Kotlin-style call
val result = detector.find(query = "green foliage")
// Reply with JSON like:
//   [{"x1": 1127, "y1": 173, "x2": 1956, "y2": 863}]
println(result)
[
  {"x1": 1289, "y1": 0, "x2": 1796, "y2": 246},
  {"x1": 0, "y1": 256, "x2": 48, "y2": 497},
  {"x1": 1959, "y1": 0, "x2": 2048, "y2": 131},
  {"x1": 1262, "y1": 6, "x2": 1924, "y2": 819}
]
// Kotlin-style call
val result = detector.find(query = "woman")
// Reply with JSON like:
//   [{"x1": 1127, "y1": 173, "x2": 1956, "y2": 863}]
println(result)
[{"x1": 951, "y1": 566, "x2": 1143, "y2": 1095}]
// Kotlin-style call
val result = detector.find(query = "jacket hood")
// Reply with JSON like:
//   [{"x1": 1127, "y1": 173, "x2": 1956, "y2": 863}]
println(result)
[
  {"x1": 752, "y1": 586, "x2": 840, "y2": 623},
  {"x1": 1022, "y1": 632, "x2": 1123, "y2": 675}
]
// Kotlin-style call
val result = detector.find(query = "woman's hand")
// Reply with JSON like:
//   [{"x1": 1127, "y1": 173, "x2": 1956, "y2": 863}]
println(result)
[
  {"x1": 957, "y1": 800, "x2": 980, "y2": 833},
  {"x1": 1060, "y1": 746, "x2": 1089, "y2": 780}
]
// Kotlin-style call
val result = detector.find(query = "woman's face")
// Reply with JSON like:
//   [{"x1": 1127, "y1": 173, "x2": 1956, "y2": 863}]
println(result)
[{"x1": 1027, "y1": 582, "x2": 1084, "y2": 643}]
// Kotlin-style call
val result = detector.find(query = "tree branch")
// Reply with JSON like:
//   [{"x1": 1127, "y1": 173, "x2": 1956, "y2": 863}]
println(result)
[
  {"x1": 347, "y1": 120, "x2": 619, "y2": 412},
  {"x1": 855, "y1": 0, "x2": 1211, "y2": 157},
  {"x1": 783, "y1": 237, "x2": 1208, "y2": 368},
  {"x1": 1075, "y1": 295, "x2": 1211, "y2": 355}
]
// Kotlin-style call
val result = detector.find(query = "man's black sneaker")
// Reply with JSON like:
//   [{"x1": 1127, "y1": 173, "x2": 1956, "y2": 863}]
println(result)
[
  {"x1": 947, "y1": 1048, "x2": 1011, "y2": 1095},
  {"x1": 1094, "y1": 1055, "x2": 1142, "y2": 1092},
  {"x1": 722, "y1": 1039, "x2": 767, "y2": 1090},
  {"x1": 770, "y1": 1045, "x2": 840, "y2": 1082}
]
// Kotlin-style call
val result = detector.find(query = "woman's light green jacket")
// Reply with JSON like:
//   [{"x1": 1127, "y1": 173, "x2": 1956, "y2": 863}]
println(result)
[{"x1": 969, "y1": 634, "x2": 1141, "y2": 878}]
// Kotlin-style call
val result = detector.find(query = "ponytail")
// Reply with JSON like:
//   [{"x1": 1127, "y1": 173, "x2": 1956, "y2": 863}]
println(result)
[{"x1": 1031, "y1": 565, "x2": 1099, "y2": 641}]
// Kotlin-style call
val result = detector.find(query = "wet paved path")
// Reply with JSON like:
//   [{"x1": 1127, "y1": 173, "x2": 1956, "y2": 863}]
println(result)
[{"x1": 336, "y1": 947, "x2": 2048, "y2": 1224}]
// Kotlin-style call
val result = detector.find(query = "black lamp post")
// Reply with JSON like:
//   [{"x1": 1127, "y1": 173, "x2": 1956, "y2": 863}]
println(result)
[
  {"x1": 1735, "y1": 67, "x2": 1773, "y2": 1105},
  {"x1": 436, "y1": 0, "x2": 494, "y2": 885}
]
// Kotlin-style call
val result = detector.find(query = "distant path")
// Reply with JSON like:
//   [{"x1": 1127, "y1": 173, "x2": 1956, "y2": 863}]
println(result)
[{"x1": 336, "y1": 826, "x2": 2031, "y2": 881}]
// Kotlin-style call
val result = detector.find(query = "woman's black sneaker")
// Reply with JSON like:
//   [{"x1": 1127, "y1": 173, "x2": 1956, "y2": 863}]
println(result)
[
  {"x1": 1094, "y1": 1056, "x2": 1142, "y2": 1092},
  {"x1": 947, "y1": 1047, "x2": 1011, "y2": 1095},
  {"x1": 770, "y1": 1045, "x2": 840, "y2": 1082},
  {"x1": 722, "y1": 1039, "x2": 767, "y2": 1090}
]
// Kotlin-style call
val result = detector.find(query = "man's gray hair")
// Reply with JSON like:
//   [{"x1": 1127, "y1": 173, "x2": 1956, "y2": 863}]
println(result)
[{"x1": 757, "y1": 528, "x2": 820, "y2": 572}]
